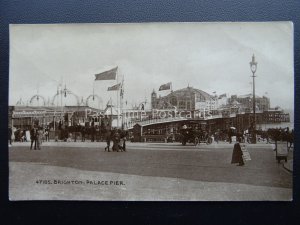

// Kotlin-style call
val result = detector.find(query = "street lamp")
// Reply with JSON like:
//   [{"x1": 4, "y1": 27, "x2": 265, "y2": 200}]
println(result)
[{"x1": 250, "y1": 54, "x2": 258, "y2": 144}]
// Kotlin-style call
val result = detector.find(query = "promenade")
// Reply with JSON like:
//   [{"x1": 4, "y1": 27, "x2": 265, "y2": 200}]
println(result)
[{"x1": 9, "y1": 141, "x2": 292, "y2": 201}]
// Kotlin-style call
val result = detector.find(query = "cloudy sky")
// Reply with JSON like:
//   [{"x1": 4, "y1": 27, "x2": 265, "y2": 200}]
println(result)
[{"x1": 9, "y1": 22, "x2": 294, "y2": 110}]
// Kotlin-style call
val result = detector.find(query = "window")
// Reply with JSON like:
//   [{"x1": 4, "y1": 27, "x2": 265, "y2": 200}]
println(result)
[
  {"x1": 179, "y1": 101, "x2": 186, "y2": 109},
  {"x1": 186, "y1": 101, "x2": 191, "y2": 110},
  {"x1": 195, "y1": 93, "x2": 205, "y2": 102}
]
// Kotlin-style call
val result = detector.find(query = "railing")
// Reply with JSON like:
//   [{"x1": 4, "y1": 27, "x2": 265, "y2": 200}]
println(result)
[
  {"x1": 125, "y1": 110, "x2": 267, "y2": 129},
  {"x1": 126, "y1": 117, "x2": 189, "y2": 129}
]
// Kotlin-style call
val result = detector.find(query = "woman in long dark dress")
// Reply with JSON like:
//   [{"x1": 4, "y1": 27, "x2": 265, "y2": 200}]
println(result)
[
  {"x1": 231, "y1": 138, "x2": 244, "y2": 166},
  {"x1": 36, "y1": 127, "x2": 43, "y2": 150}
]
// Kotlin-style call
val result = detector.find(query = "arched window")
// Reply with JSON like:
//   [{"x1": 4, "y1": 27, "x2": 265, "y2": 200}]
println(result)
[
  {"x1": 186, "y1": 101, "x2": 191, "y2": 110},
  {"x1": 179, "y1": 101, "x2": 186, "y2": 109}
]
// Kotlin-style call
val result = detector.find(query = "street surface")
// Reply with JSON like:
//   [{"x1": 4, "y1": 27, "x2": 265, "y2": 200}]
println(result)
[{"x1": 9, "y1": 141, "x2": 292, "y2": 201}]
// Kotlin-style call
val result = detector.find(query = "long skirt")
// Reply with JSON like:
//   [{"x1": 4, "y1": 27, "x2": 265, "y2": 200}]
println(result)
[{"x1": 231, "y1": 143, "x2": 243, "y2": 164}]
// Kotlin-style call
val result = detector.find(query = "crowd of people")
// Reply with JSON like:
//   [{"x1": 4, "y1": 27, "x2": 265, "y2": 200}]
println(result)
[
  {"x1": 8, "y1": 126, "x2": 50, "y2": 148},
  {"x1": 212, "y1": 127, "x2": 294, "y2": 146},
  {"x1": 8, "y1": 123, "x2": 294, "y2": 152},
  {"x1": 8, "y1": 123, "x2": 130, "y2": 152},
  {"x1": 29, "y1": 126, "x2": 45, "y2": 150},
  {"x1": 58, "y1": 124, "x2": 106, "y2": 143},
  {"x1": 104, "y1": 128, "x2": 128, "y2": 152}
]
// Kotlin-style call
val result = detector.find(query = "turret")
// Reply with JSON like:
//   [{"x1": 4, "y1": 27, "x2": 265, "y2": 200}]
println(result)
[{"x1": 151, "y1": 89, "x2": 157, "y2": 109}]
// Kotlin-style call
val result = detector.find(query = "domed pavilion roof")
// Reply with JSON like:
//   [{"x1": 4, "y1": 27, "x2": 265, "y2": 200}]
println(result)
[{"x1": 166, "y1": 86, "x2": 212, "y2": 100}]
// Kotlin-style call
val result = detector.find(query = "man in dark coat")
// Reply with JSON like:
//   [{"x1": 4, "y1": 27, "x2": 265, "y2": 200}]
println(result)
[
  {"x1": 231, "y1": 138, "x2": 244, "y2": 166},
  {"x1": 30, "y1": 126, "x2": 37, "y2": 150},
  {"x1": 104, "y1": 130, "x2": 111, "y2": 152}
]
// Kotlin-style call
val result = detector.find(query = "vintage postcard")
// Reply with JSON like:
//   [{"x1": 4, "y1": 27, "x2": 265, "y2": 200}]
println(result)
[{"x1": 9, "y1": 22, "x2": 293, "y2": 201}]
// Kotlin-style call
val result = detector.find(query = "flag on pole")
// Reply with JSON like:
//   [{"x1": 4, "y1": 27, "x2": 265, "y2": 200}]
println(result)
[
  {"x1": 95, "y1": 67, "x2": 118, "y2": 81},
  {"x1": 107, "y1": 83, "x2": 121, "y2": 91},
  {"x1": 159, "y1": 82, "x2": 171, "y2": 91}
]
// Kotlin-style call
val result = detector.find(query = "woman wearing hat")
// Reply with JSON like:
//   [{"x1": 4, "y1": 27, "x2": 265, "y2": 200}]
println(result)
[{"x1": 231, "y1": 137, "x2": 244, "y2": 166}]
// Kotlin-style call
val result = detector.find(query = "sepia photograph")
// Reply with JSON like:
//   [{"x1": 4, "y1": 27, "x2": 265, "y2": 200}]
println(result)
[{"x1": 8, "y1": 22, "x2": 294, "y2": 201}]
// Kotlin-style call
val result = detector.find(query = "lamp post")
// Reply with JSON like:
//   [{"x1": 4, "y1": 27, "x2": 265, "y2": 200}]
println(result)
[{"x1": 250, "y1": 54, "x2": 258, "y2": 144}]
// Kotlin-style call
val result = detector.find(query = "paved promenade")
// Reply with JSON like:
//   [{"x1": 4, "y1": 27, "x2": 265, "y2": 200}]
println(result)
[{"x1": 9, "y1": 141, "x2": 292, "y2": 201}]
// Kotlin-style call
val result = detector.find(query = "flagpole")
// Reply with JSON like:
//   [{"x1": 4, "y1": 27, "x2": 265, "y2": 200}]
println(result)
[
  {"x1": 60, "y1": 78, "x2": 63, "y2": 124},
  {"x1": 116, "y1": 68, "x2": 120, "y2": 128},
  {"x1": 110, "y1": 97, "x2": 113, "y2": 130},
  {"x1": 121, "y1": 76, "x2": 124, "y2": 130}
]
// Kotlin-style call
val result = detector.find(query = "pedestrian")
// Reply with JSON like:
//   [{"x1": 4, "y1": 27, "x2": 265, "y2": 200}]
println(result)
[
  {"x1": 237, "y1": 131, "x2": 243, "y2": 143},
  {"x1": 36, "y1": 127, "x2": 43, "y2": 150},
  {"x1": 120, "y1": 137, "x2": 126, "y2": 151},
  {"x1": 30, "y1": 126, "x2": 37, "y2": 150},
  {"x1": 91, "y1": 126, "x2": 95, "y2": 142},
  {"x1": 214, "y1": 131, "x2": 219, "y2": 144},
  {"x1": 45, "y1": 127, "x2": 49, "y2": 142},
  {"x1": 231, "y1": 137, "x2": 244, "y2": 166},
  {"x1": 104, "y1": 130, "x2": 111, "y2": 152},
  {"x1": 119, "y1": 130, "x2": 127, "y2": 152},
  {"x1": 81, "y1": 126, "x2": 86, "y2": 142},
  {"x1": 19, "y1": 130, "x2": 24, "y2": 142},
  {"x1": 23, "y1": 129, "x2": 27, "y2": 142},
  {"x1": 290, "y1": 129, "x2": 294, "y2": 148},
  {"x1": 11, "y1": 127, "x2": 15, "y2": 143},
  {"x1": 8, "y1": 126, "x2": 12, "y2": 146},
  {"x1": 228, "y1": 128, "x2": 232, "y2": 144},
  {"x1": 112, "y1": 129, "x2": 120, "y2": 152}
]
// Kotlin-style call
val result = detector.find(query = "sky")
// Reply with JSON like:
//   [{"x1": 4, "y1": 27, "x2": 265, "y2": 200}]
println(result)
[{"x1": 9, "y1": 22, "x2": 294, "y2": 111}]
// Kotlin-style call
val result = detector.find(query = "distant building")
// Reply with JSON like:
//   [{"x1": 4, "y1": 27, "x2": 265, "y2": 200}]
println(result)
[
  {"x1": 9, "y1": 105, "x2": 107, "y2": 130},
  {"x1": 229, "y1": 94, "x2": 270, "y2": 112},
  {"x1": 151, "y1": 86, "x2": 216, "y2": 110},
  {"x1": 216, "y1": 93, "x2": 228, "y2": 108},
  {"x1": 151, "y1": 87, "x2": 270, "y2": 113}
]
